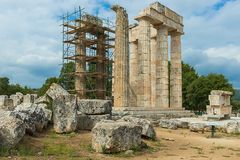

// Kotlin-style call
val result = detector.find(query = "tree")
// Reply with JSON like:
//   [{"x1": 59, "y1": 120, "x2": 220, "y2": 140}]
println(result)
[
  {"x1": 186, "y1": 74, "x2": 234, "y2": 112},
  {"x1": 59, "y1": 62, "x2": 75, "y2": 91},
  {"x1": 0, "y1": 77, "x2": 9, "y2": 95},
  {"x1": 0, "y1": 77, "x2": 35, "y2": 96},
  {"x1": 182, "y1": 63, "x2": 199, "y2": 109}
]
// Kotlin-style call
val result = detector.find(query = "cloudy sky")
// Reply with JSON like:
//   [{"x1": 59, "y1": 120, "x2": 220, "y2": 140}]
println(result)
[{"x1": 0, "y1": 0, "x2": 239, "y2": 89}]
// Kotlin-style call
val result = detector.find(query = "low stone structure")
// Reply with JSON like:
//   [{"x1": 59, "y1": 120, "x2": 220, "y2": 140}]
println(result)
[
  {"x1": 158, "y1": 117, "x2": 240, "y2": 134},
  {"x1": 206, "y1": 90, "x2": 233, "y2": 120},
  {"x1": 92, "y1": 120, "x2": 142, "y2": 153}
]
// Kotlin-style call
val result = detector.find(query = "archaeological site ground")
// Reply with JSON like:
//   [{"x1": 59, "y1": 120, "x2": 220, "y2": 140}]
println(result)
[{"x1": 0, "y1": 1, "x2": 240, "y2": 160}]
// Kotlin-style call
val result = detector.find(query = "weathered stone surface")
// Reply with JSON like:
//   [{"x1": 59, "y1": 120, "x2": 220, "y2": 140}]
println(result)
[
  {"x1": 2, "y1": 98, "x2": 14, "y2": 110},
  {"x1": 0, "y1": 111, "x2": 25, "y2": 148},
  {"x1": 53, "y1": 94, "x2": 77, "y2": 133},
  {"x1": 77, "y1": 99, "x2": 112, "y2": 115},
  {"x1": 159, "y1": 119, "x2": 178, "y2": 130},
  {"x1": 189, "y1": 122, "x2": 205, "y2": 132},
  {"x1": 0, "y1": 95, "x2": 15, "y2": 110},
  {"x1": 16, "y1": 92, "x2": 24, "y2": 99},
  {"x1": 206, "y1": 90, "x2": 233, "y2": 120},
  {"x1": 46, "y1": 83, "x2": 69, "y2": 100},
  {"x1": 92, "y1": 120, "x2": 142, "y2": 153},
  {"x1": 38, "y1": 103, "x2": 52, "y2": 122},
  {"x1": 10, "y1": 93, "x2": 23, "y2": 107},
  {"x1": 77, "y1": 113, "x2": 111, "y2": 130},
  {"x1": 0, "y1": 95, "x2": 8, "y2": 108},
  {"x1": 172, "y1": 119, "x2": 189, "y2": 128},
  {"x1": 23, "y1": 94, "x2": 35, "y2": 104},
  {"x1": 14, "y1": 103, "x2": 48, "y2": 135},
  {"x1": 120, "y1": 116, "x2": 156, "y2": 139},
  {"x1": 34, "y1": 94, "x2": 51, "y2": 104},
  {"x1": 224, "y1": 121, "x2": 240, "y2": 134},
  {"x1": 111, "y1": 110, "x2": 130, "y2": 120}
]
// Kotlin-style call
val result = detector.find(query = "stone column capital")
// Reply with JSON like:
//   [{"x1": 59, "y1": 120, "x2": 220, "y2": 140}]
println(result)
[
  {"x1": 153, "y1": 24, "x2": 167, "y2": 30},
  {"x1": 169, "y1": 30, "x2": 184, "y2": 36}
]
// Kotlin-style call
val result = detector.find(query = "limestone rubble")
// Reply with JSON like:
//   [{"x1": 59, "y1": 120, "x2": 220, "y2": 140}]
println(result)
[
  {"x1": 92, "y1": 120, "x2": 142, "y2": 153},
  {"x1": 0, "y1": 111, "x2": 25, "y2": 148},
  {"x1": 120, "y1": 116, "x2": 156, "y2": 140}
]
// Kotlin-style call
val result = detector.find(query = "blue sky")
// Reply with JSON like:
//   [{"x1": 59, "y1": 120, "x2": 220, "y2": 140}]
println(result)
[{"x1": 0, "y1": 0, "x2": 239, "y2": 89}]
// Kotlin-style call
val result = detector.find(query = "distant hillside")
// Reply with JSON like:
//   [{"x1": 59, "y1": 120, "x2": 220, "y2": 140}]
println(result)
[{"x1": 233, "y1": 89, "x2": 240, "y2": 101}]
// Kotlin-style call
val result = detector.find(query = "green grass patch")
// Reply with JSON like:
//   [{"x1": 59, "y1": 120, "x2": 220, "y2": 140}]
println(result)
[{"x1": 43, "y1": 143, "x2": 79, "y2": 157}]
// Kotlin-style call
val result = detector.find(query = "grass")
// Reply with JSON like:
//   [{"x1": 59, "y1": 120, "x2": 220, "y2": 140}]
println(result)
[{"x1": 43, "y1": 143, "x2": 79, "y2": 157}]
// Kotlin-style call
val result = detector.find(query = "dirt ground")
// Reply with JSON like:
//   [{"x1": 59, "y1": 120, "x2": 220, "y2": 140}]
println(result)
[{"x1": 2, "y1": 127, "x2": 240, "y2": 160}]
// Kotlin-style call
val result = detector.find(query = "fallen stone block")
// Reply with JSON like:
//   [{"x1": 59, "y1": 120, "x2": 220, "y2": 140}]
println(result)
[
  {"x1": 77, "y1": 99, "x2": 112, "y2": 115},
  {"x1": 189, "y1": 122, "x2": 205, "y2": 132},
  {"x1": 120, "y1": 116, "x2": 156, "y2": 140},
  {"x1": 0, "y1": 111, "x2": 25, "y2": 148},
  {"x1": 13, "y1": 103, "x2": 49, "y2": 135},
  {"x1": 173, "y1": 119, "x2": 189, "y2": 129},
  {"x1": 38, "y1": 103, "x2": 52, "y2": 122},
  {"x1": 159, "y1": 119, "x2": 178, "y2": 130},
  {"x1": 77, "y1": 114, "x2": 111, "y2": 130},
  {"x1": 53, "y1": 94, "x2": 77, "y2": 133},
  {"x1": 34, "y1": 94, "x2": 51, "y2": 104},
  {"x1": 92, "y1": 120, "x2": 142, "y2": 153},
  {"x1": 224, "y1": 121, "x2": 240, "y2": 134},
  {"x1": 46, "y1": 83, "x2": 69, "y2": 100}
]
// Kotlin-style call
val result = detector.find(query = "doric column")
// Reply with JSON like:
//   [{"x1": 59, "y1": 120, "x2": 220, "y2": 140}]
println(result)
[
  {"x1": 112, "y1": 5, "x2": 129, "y2": 107},
  {"x1": 75, "y1": 24, "x2": 86, "y2": 99},
  {"x1": 170, "y1": 32, "x2": 182, "y2": 108},
  {"x1": 137, "y1": 18, "x2": 151, "y2": 108},
  {"x1": 96, "y1": 29, "x2": 106, "y2": 99},
  {"x1": 156, "y1": 25, "x2": 169, "y2": 108},
  {"x1": 129, "y1": 41, "x2": 138, "y2": 107},
  {"x1": 151, "y1": 37, "x2": 157, "y2": 107}
]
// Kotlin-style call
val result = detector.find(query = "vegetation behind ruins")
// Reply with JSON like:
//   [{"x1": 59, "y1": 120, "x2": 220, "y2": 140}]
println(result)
[
  {"x1": 0, "y1": 77, "x2": 35, "y2": 96},
  {"x1": 0, "y1": 62, "x2": 239, "y2": 112}
]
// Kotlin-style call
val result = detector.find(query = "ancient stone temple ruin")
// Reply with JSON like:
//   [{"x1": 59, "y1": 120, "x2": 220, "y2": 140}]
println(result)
[
  {"x1": 206, "y1": 90, "x2": 233, "y2": 120},
  {"x1": 128, "y1": 2, "x2": 184, "y2": 108},
  {"x1": 61, "y1": 2, "x2": 184, "y2": 109}
]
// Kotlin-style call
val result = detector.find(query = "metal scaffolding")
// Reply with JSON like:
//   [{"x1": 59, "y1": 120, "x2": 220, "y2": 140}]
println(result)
[{"x1": 60, "y1": 6, "x2": 115, "y2": 99}]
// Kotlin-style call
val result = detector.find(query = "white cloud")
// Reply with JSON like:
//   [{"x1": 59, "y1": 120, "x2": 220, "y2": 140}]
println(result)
[
  {"x1": 204, "y1": 45, "x2": 240, "y2": 62},
  {"x1": 0, "y1": 0, "x2": 239, "y2": 89}
]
